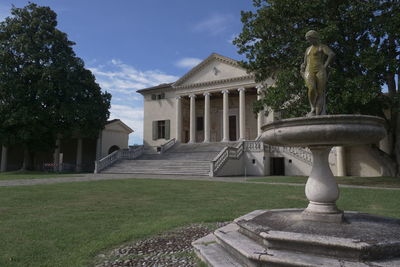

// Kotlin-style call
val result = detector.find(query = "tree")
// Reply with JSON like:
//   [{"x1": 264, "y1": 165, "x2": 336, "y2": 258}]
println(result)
[
  {"x1": 234, "y1": 0, "x2": 400, "y2": 176},
  {"x1": 0, "y1": 3, "x2": 111, "y2": 170}
]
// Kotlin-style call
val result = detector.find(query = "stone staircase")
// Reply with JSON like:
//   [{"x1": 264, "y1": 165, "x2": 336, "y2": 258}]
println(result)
[
  {"x1": 101, "y1": 142, "x2": 238, "y2": 176},
  {"x1": 193, "y1": 209, "x2": 400, "y2": 266}
]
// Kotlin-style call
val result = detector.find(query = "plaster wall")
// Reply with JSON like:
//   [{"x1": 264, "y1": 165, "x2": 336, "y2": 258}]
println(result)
[
  {"x1": 346, "y1": 145, "x2": 383, "y2": 176},
  {"x1": 182, "y1": 59, "x2": 249, "y2": 85},
  {"x1": 101, "y1": 130, "x2": 129, "y2": 158},
  {"x1": 243, "y1": 151, "x2": 267, "y2": 176},
  {"x1": 143, "y1": 89, "x2": 176, "y2": 150},
  {"x1": 215, "y1": 157, "x2": 244, "y2": 176}
]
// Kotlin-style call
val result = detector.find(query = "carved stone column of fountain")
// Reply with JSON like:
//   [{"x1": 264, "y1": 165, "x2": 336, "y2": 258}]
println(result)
[{"x1": 261, "y1": 115, "x2": 386, "y2": 222}]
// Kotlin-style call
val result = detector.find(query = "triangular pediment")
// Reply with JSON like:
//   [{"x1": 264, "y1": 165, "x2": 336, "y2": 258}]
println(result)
[
  {"x1": 173, "y1": 53, "x2": 251, "y2": 87},
  {"x1": 104, "y1": 119, "x2": 134, "y2": 134}
]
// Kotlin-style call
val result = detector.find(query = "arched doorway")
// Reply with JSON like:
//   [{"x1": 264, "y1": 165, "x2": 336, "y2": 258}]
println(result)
[{"x1": 108, "y1": 145, "x2": 120, "y2": 154}]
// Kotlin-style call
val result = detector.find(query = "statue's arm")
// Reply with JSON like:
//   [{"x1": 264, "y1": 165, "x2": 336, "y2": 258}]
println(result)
[
  {"x1": 322, "y1": 45, "x2": 335, "y2": 68},
  {"x1": 300, "y1": 48, "x2": 308, "y2": 73}
]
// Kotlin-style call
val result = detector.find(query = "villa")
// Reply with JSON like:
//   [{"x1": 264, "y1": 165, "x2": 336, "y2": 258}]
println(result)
[{"x1": 96, "y1": 53, "x2": 388, "y2": 177}]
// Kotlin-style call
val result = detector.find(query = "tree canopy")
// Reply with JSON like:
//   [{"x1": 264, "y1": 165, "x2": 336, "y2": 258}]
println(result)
[
  {"x1": 0, "y1": 3, "x2": 111, "y2": 168},
  {"x1": 234, "y1": 0, "x2": 399, "y2": 175}
]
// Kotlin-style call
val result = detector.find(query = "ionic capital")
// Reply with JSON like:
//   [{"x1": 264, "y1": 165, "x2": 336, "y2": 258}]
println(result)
[
  {"x1": 238, "y1": 87, "x2": 246, "y2": 92},
  {"x1": 203, "y1": 92, "x2": 211, "y2": 97},
  {"x1": 188, "y1": 94, "x2": 196, "y2": 98},
  {"x1": 221, "y1": 89, "x2": 230, "y2": 94}
]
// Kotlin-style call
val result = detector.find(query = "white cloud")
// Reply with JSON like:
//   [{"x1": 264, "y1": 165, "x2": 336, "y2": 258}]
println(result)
[
  {"x1": 110, "y1": 104, "x2": 144, "y2": 145},
  {"x1": 89, "y1": 59, "x2": 179, "y2": 145},
  {"x1": 227, "y1": 33, "x2": 239, "y2": 44},
  {"x1": 89, "y1": 59, "x2": 178, "y2": 94},
  {"x1": 175, "y1": 57, "x2": 202, "y2": 69},
  {"x1": 193, "y1": 14, "x2": 234, "y2": 36}
]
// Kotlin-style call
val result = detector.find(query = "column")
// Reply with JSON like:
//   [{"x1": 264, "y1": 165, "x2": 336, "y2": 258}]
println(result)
[
  {"x1": 189, "y1": 94, "x2": 196, "y2": 143},
  {"x1": 203, "y1": 92, "x2": 211, "y2": 143},
  {"x1": 96, "y1": 131, "x2": 102, "y2": 160},
  {"x1": 1, "y1": 145, "x2": 7, "y2": 172},
  {"x1": 336, "y1": 146, "x2": 346, "y2": 176},
  {"x1": 221, "y1": 89, "x2": 230, "y2": 142},
  {"x1": 75, "y1": 138, "x2": 83, "y2": 172},
  {"x1": 238, "y1": 87, "x2": 246, "y2": 140},
  {"x1": 175, "y1": 96, "x2": 182, "y2": 142},
  {"x1": 53, "y1": 138, "x2": 60, "y2": 172},
  {"x1": 257, "y1": 85, "x2": 264, "y2": 137}
]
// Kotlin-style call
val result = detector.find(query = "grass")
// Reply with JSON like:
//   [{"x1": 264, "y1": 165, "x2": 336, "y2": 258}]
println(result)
[
  {"x1": 248, "y1": 176, "x2": 400, "y2": 188},
  {"x1": 0, "y1": 171, "x2": 84, "y2": 180},
  {"x1": 0, "y1": 178, "x2": 399, "y2": 266}
]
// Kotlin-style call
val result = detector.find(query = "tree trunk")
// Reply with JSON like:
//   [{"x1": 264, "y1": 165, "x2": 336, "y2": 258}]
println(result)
[
  {"x1": 20, "y1": 148, "x2": 31, "y2": 171},
  {"x1": 395, "y1": 113, "x2": 400, "y2": 177}
]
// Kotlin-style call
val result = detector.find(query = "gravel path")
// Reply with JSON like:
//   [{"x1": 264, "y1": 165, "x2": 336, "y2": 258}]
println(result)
[{"x1": 94, "y1": 222, "x2": 228, "y2": 267}]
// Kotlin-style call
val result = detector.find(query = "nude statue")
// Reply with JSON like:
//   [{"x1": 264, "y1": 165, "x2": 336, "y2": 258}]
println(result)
[{"x1": 300, "y1": 30, "x2": 335, "y2": 116}]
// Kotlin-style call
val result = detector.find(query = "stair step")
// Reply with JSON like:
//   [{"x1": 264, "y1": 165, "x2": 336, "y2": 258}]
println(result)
[
  {"x1": 214, "y1": 223, "x2": 365, "y2": 267},
  {"x1": 192, "y1": 233, "x2": 244, "y2": 267}
]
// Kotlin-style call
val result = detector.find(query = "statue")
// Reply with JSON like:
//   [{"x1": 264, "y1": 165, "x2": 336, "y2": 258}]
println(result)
[{"x1": 300, "y1": 30, "x2": 335, "y2": 116}]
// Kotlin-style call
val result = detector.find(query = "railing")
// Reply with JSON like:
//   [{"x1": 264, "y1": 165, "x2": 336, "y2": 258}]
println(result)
[
  {"x1": 265, "y1": 144, "x2": 313, "y2": 165},
  {"x1": 243, "y1": 140, "x2": 264, "y2": 152},
  {"x1": 210, "y1": 142, "x2": 244, "y2": 176},
  {"x1": 94, "y1": 146, "x2": 144, "y2": 173},
  {"x1": 160, "y1": 138, "x2": 176, "y2": 153}
]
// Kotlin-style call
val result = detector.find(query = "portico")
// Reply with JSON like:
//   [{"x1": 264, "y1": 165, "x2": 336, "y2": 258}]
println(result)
[{"x1": 175, "y1": 86, "x2": 263, "y2": 143}]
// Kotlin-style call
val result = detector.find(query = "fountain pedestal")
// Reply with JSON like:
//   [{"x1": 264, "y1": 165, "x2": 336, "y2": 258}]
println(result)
[
  {"x1": 261, "y1": 115, "x2": 386, "y2": 223},
  {"x1": 193, "y1": 115, "x2": 400, "y2": 266}
]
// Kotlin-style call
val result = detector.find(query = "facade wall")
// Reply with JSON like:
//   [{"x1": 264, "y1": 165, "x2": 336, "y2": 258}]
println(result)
[
  {"x1": 243, "y1": 151, "x2": 267, "y2": 176},
  {"x1": 143, "y1": 89, "x2": 176, "y2": 151},
  {"x1": 101, "y1": 129, "x2": 129, "y2": 158},
  {"x1": 143, "y1": 89, "x2": 260, "y2": 148},
  {"x1": 346, "y1": 145, "x2": 383, "y2": 177}
]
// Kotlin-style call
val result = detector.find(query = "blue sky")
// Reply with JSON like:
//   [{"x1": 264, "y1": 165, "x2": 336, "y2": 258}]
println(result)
[{"x1": 0, "y1": 0, "x2": 255, "y2": 144}]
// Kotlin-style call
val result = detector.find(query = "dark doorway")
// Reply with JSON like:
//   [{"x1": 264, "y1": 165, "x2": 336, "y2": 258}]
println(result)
[
  {"x1": 184, "y1": 130, "x2": 189, "y2": 143},
  {"x1": 108, "y1": 145, "x2": 120, "y2": 154},
  {"x1": 270, "y1": 157, "x2": 285, "y2": 175},
  {"x1": 229, "y1": 115, "x2": 237, "y2": 141}
]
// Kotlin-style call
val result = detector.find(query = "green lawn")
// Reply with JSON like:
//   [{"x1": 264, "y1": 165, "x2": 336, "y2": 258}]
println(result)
[
  {"x1": 1, "y1": 179, "x2": 399, "y2": 266},
  {"x1": 0, "y1": 171, "x2": 84, "y2": 180},
  {"x1": 248, "y1": 176, "x2": 400, "y2": 188}
]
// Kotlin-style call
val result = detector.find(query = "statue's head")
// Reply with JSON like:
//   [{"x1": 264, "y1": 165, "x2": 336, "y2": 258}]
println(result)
[{"x1": 305, "y1": 30, "x2": 320, "y2": 44}]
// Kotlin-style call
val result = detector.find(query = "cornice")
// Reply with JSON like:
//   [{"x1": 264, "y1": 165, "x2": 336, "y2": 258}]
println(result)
[
  {"x1": 173, "y1": 53, "x2": 247, "y2": 87},
  {"x1": 174, "y1": 74, "x2": 255, "y2": 89}
]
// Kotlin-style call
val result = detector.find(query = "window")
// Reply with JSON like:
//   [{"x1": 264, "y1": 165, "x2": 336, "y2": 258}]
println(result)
[
  {"x1": 196, "y1": 117, "x2": 204, "y2": 131},
  {"x1": 157, "y1": 93, "x2": 165, "y2": 100},
  {"x1": 152, "y1": 120, "x2": 170, "y2": 140},
  {"x1": 158, "y1": 120, "x2": 166, "y2": 139},
  {"x1": 151, "y1": 93, "x2": 165, "y2": 100}
]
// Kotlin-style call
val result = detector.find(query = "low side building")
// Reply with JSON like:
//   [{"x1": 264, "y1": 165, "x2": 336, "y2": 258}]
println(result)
[{"x1": 0, "y1": 119, "x2": 133, "y2": 172}]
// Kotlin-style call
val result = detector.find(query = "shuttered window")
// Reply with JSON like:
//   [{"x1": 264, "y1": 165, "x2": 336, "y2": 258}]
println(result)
[{"x1": 152, "y1": 120, "x2": 170, "y2": 140}]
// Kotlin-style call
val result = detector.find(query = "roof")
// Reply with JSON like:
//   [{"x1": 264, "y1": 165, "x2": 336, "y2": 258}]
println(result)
[
  {"x1": 173, "y1": 53, "x2": 244, "y2": 87},
  {"x1": 105, "y1": 119, "x2": 134, "y2": 133},
  {"x1": 136, "y1": 83, "x2": 173, "y2": 94},
  {"x1": 135, "y1": 53, "x2": 246, "y2": 94}
]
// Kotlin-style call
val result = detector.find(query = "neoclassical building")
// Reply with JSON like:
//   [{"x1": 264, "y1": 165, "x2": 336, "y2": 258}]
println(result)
[
  {"x1": 138, "y1": 53, "x2": 274, "y2": 148},
  {"x1": 95, "y1": 53, "x2": 387, "y2": 177}
]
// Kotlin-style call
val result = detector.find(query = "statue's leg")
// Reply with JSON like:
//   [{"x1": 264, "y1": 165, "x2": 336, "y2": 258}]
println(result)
[
  {"x1": 305, "y1": 72, "x2": 317, "y2": 116},
  {"x1": 316, "y1": 69, "x2": 327, "y2": 115}
]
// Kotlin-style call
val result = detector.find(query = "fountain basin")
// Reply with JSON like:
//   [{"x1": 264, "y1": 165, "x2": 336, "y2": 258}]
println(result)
[{"x1": 261, "y1": 115, "x2": 386, "y2": 147}]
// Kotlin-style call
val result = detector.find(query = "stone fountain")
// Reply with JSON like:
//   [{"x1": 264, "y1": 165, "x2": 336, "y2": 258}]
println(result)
[{"x1": 193, "y1": 31, "x2": 400, "y2": 266}]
